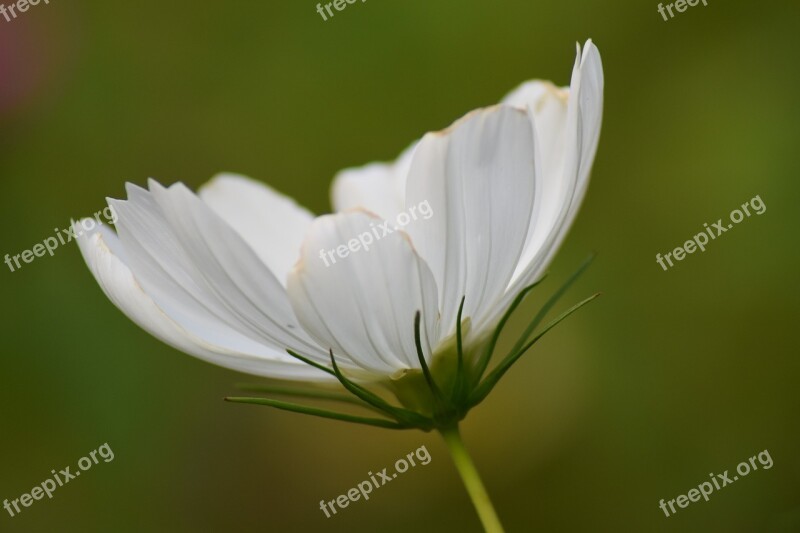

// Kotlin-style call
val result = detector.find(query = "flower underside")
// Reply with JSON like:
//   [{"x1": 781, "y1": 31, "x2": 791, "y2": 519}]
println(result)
[{"x1": 226, "y1": 254, "x2": 599, "y2": 431}]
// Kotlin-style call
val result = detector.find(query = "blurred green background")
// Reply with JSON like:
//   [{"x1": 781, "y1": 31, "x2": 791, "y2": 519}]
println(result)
[{"x1": 1, "y1": 0, "x2": 798, "y2": 531}]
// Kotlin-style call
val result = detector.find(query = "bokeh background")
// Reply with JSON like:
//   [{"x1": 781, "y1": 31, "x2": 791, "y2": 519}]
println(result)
[{"x1": 1, "y1": 0, "x2": 798, "y2": 531}]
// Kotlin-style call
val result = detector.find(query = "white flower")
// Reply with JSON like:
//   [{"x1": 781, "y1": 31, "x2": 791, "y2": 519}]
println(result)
[
  {"x1": 75, "y1": 41, "x2": 602, "y2": 403},
  {"x1": 75, "y1": 41, "x2": 603, "y2": 530}
]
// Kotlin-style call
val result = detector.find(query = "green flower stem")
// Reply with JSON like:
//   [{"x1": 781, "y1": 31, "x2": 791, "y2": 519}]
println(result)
[{"x1": 439, "y1": 426, "x2": 505, "y2": 533}]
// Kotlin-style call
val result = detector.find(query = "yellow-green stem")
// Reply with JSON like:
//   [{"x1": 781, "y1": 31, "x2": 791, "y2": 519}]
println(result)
[{"x1": 439, "y1": 425, "x2": 505, "y2": 533}]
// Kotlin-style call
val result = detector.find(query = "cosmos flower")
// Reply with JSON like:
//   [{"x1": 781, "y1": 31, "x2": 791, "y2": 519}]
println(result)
[{"x1": 75, "y1": 40, "x2": 603, "y2": 532}]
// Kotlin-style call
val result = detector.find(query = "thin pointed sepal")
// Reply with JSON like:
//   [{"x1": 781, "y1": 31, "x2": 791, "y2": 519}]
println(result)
[
  {"x1": 471, "y1": 277, "x2": 546, "y2": 386},
  {"x1": 469, "y1": 292, "x2": 601, "y2": 406},
  {"x1": 414, "y1": 311, "x2": 448, "y2": 409},
  {"x1": 328, "y1": 350, "x2": 434, "y2": 429},
  {"x1": 224, "y1": 397, "x2": 408, "y2": 429},
  {"x1": 508, "y1": 253, "x2": 595, "y2": 357},
  {"x1": 234, "y1": 383, "x2": 386, "y2": 415}
]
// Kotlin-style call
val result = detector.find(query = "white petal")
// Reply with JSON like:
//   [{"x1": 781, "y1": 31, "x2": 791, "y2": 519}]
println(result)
[
  {"x1": 109, "y1": 180, "x2": 329, "y2": 365},
  {"x1": 331, "y1": 80, "x2": 566, "y2": 225},
  {"x1": 502, "y1": 80, "x2": 569, "y2": 181},
  {"x1": 502, "y1": 81, "x2": 570, "y2": 270},
  {"x1": 287, "y1": 210, "x2": 440, "y2": 378},
  {"x1": 330, "y1": 143, "x2": 416, "y2": 221},
  {"x1": 74, "y1": 220, "x2": 330, "y2": 380},
  {"x1": 198, "y1": 173, "x2": 314, "y2": 286},
  {"x1": 404, "y1": 105, "x2": 538, "y2": 337},
  {"x1": 491, "y1": 40, "x2": 604, "y2": 329}
]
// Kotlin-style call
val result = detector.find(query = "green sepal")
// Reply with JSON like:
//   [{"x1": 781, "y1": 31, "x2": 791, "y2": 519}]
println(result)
[
  {"x1": 508, "y1": 253, "x2": 595, "y2": 357},
  {"x1": 471, "y1": 276, "x2": 547, "y2": 387},
  {"x1": 414, "y1": 311, "x2": 448, "y2": 409},
  {"x1": 329, "y1": 350, "x2": 435, "y2": 429},
  {"x1": 234, "y1": 383, "x2": 385, "y2": 415},
  {"x1": 469, "y1": 292, "x2": 601, "y2": 406},
  {"x1": 224, "y1": 396, "x2": 407, "y2": 429},
  {"x1": 452, "y1": 296, "x2": 469, "y2": 405}
]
